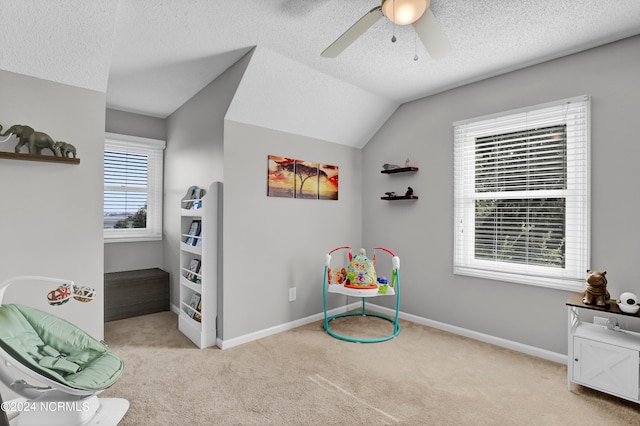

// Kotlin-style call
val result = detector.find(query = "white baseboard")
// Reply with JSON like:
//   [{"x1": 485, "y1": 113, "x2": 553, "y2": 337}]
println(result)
[
  {"x1": 170, "y1": 304, "x2": 180, "y2": 315},
  {"x1": 217, "y1": 302, "x2": 360, "y2": 350},
  {"x1": 171, "y1": 302, "x2": 567, "y2": 364},
  {"x1": 364, "y1": 303, "x2": 567, "y2": 365},
  {"x1": 171, "y1": 303, "x2": 359, "y2": 350}
]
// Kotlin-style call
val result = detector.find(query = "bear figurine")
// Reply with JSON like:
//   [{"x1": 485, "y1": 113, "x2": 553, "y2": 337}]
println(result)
[{"x1": 582, "y1": 270, "x2": 610, "y2": 307}]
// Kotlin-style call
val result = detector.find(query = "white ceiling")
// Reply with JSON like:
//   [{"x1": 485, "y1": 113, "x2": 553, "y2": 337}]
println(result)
[{"x1": 3, "y1": 0, "x2": 640, "y2": 142}]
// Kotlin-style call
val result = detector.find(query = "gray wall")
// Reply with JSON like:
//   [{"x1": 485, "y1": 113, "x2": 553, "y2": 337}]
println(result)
[
  {"x1": 0, "y1": 70, "x2": 106, "y2": 339},
  {"x1": 222, "y1": 121, "x2": 362, "y2": 340},
  {"x1": 362, "y1": 35, "x2": 640, "y2": 354},
  {"x1": 163, "y1": 46, "x2": 363, "y2": 343},
  {"x1": 2, "y1": 31, "x2": 627, "y2": 362},
  {"x1": 104, "y1": 108, "x2": 167, "y2": 273},
  {"x1": 105, "y1": 108, "x2": 166, "y2": 141},
  {"x1": 163, "y1": 51, "x2": 253, "y2": 316}
]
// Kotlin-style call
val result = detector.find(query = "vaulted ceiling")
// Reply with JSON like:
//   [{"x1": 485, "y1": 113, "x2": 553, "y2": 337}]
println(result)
[{"x1": 3, "y1": 0, "x2": 640, "y2": 147}]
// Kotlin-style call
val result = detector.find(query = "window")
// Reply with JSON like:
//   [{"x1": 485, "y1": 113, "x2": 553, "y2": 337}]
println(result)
[
  {"x1": 453, "y1": 96, "x2": 590, "y2": 291},
  {"x1": 104, "y1": 133, "x2": 166, "y2": 242}
]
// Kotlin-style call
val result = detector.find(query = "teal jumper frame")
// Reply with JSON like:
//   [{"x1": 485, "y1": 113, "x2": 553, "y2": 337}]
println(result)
[{"x1": 323, "y1": 246, "x2": 401, "y2": 343}]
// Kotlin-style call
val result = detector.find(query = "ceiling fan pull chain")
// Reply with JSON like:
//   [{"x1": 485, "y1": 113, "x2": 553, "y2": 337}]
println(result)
[
  {"x1": 414, "y1": 30, "x2": 419, "y2": 61},
  {"x1": 391, "y1": 0, "x2": 397, "y2": 42}
]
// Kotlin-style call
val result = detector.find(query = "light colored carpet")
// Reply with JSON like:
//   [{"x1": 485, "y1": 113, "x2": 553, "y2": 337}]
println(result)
[{"x1": 102, "y1": 311, "x2": 640, "y2": 425}]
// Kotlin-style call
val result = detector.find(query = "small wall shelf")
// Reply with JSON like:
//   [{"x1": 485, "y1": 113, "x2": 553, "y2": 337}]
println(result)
[
  {"x1": 0, "y1": 152, "x2": 80, "y2": 164},
  {"x1": 381, "y1": 166, "x2": 418, "y2": 174},
  {"x1": 381, "y1": 165, "x2": 418, "y2": 200},
  {"x1": 381, "y1": 195, "x2": 418, "y2": 200}
]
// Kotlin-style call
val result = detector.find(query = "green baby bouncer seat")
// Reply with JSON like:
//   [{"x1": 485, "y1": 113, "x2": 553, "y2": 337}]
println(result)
[{"x1": 0, "y1": 276, "x2": 128, "y2": 426}]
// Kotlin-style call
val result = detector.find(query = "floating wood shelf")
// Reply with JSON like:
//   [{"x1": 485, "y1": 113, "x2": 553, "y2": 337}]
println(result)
[
  {"x1": 380, "y1": 167, "x2": 418, "y2": 174},
  {"x1": 0, "y1": 152, "x2": 80, "y2": 164},
  {"x1": 381, "y1": 195, "x2": 418, "y2": 200}
]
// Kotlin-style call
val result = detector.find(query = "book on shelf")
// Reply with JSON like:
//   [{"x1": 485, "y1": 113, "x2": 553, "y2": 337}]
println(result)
[
  {"x1": 188, "y1": 293, "x2": 201, "y2": 319},
  {"x1": 191, "y1": 187, "x2": 206, "y2": 210},
  {"x1": 194, "y1": 300, "x2": 202, "y2": 322},
  {"x1": 184, "y1": 189, "x2": 194, "y2": 210},
  {"x1": 184, "y1": 186, "x2": 206, "y2": 210},
  {"x1": 186, "y1": 258, "x2": 201, "y2": 282},
  {"x1": 184, "y1": 219, "x2": 201, "y2": 245}
]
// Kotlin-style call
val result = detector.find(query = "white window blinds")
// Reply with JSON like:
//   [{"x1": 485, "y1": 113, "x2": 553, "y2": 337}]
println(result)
[
  {"x1": 453, "y1": 96, "x2": 590, "y2": 291},
  {"x1": 104, "y1": 133, "x2": 166, "y2": 242}
]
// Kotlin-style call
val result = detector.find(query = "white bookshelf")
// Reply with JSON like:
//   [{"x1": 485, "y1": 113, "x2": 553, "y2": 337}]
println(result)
[{"x1": 178, "y1": 182, "x2": 221, "y2": 348}]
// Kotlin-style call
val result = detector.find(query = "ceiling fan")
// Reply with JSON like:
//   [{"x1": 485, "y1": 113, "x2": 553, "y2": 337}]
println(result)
[{"x1": 321, "y1": 0, "x2": 451, "y2": 59}]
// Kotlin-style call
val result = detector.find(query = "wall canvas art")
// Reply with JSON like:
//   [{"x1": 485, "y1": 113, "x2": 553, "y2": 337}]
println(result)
[
  {"x1": 294, "y1": 160, "x2": 319, "y2": 199},
  {"x1": 267, "y1": 155, "x2": 295, "y2": 198},
  {"x1": 319, "y1": 164, "x2": 339, "y2": 200},
  {"x1": 267, "y1": 155, "x2": 339, "y2": 200}
]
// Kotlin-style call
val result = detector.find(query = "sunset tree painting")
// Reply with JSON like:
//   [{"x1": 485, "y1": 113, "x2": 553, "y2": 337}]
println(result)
[
  {"x1": 267, "y1": 155, "x2": 339, "y2": 200},
  {"x1": 294, "y1": 160, "x2": 319, "y2": 199},
  {"x1": 319, "y1": 164, "x2": 339, "y2": 200},
  {"x1": 267, "y1": 155, "x2": 295, "y2": 197}
]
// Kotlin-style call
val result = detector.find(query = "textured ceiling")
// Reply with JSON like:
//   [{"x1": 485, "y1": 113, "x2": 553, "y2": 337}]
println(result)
[{"x1": 2, "y1": 0, "x2": 640, "y2": 141}]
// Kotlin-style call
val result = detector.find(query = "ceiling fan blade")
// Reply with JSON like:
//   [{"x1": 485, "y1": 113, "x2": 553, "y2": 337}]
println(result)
[
  {"x1": 321, "y1": 7, "x2": 383, "y2": 58},
  {"x1": 412, "y1": 8, "x2": 451, "y2": 60}
]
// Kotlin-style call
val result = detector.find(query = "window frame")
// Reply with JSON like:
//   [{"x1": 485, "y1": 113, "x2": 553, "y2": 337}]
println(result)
[
  {"x1": 453, "y1": 96, "x2": 590, "y2": 291},
  {"x1": 104, "y1": 132, "x2": 166, "y2": 243}
]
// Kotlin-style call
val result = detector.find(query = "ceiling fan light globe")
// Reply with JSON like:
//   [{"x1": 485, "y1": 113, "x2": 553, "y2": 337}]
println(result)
[{"x1": 381, "y1": 0, "x2": 429, "y2": 26}]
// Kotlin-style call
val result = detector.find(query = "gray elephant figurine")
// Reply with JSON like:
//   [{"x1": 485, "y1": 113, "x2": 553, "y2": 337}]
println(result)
[
  {"x1": 23, "y1": 131, "x2": 62, "y2": 156},
  {"x1": 0, "y1": 124, "x2": 35, "y2": 150},
  {"x1": 54, "y1": 141, "x2": 77, "y2": 158},
  {"x1": 0, "y1": 124, "x2": 62, "y2": 156}
]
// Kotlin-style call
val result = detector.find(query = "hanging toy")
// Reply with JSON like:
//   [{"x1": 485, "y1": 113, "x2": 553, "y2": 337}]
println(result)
[
  {"x1": 345, "y1": 248, "x2": 377, "y2": 289},
  {"x1": 336, "y1": 268, "x2": 347, "y2": 284}
]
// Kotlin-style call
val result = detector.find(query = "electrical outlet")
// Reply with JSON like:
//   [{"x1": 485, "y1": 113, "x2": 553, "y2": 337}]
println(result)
[
  {"x1": 593, "y1": 316, "x2": 608, "y2": 328},
  {"x1": 289, "y1": 287, "x2": 296, "y2": 302}
]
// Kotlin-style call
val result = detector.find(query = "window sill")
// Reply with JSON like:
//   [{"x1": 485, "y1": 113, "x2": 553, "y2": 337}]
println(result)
[
  {"x1": 104, "y1": 235, "x2": 162, "y2": 244},
  {"x1": 454, "y1": 267, "x2": 583, "y2": 292}
]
